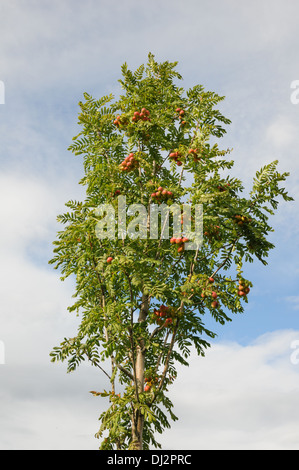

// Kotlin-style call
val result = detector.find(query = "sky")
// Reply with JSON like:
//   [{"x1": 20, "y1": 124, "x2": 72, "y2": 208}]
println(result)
[{"x1": 0, "y1": 0, "x2": 299, "y2": 450}]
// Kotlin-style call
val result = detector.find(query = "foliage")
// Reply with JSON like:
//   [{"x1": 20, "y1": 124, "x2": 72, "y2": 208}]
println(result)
[{"x1": 49, "y1": 53, "x2": 293, "y2": 449}]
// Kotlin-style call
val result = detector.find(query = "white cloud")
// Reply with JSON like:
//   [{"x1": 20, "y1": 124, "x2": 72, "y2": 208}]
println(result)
[
  {"x1": 286, "y1": 296, "x2": 299, "y2": 311},
  {"x1": 265, "y1": 115, "x2": 298, "y2": 149},
  {"x1": 0, "y1": 173, "x2": 53, "y2": 250},
  {"x1": 159, "y1": 330, "x2": 299, "y2": 450},
  {"x1": 0, "y1": 363, "x2": 106, "y2": 450},
  {"x1": 1, "y1": 330, "x2": 299, "y2": 449},
  {"x1": 1, "y1": 0, "x2": 299, "y2": 92},
  {"x1": 0, "y1": 171, "x2": 81, "y2": 365}
]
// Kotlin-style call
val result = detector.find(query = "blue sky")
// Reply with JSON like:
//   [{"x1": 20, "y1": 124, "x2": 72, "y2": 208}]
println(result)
[{"x1": 0, "y1": 0, "x2": 299, "y2": 450}]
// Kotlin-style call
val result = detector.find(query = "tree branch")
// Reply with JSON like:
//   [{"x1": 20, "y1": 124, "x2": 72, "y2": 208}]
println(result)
[
  {"x1": 150, "y1": 319, "x2": 180, "y2": 406},
  {"x1": 112, "y1": 358, "x2": 134, "y2": 381}
]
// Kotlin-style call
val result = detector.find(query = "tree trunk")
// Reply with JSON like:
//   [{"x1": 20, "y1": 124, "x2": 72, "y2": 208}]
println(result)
[
  {"x1": 130, "y1": 293, "x2": 149, "y2": 450},
  {"x1": 130, "y1": 409, "x2": 144, "y2": 450}
]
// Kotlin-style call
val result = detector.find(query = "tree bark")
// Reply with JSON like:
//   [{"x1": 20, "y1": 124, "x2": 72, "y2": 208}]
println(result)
[{"x1": 130, "y1": 408, "x2": 144, "y2": 450}]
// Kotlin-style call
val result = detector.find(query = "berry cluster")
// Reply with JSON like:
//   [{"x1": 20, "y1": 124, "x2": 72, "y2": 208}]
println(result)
[
  {"x1": 119, "y1": 153, "x2": 139, "y2": 172},
  {"x1": 237, "y1": 280, "x2": 250, "y2": 297},
  {"x1": 200, "y1": 277, "x2": 220, "y2": 308},
  {"x1": 217, "y1": 183, "x2": 230, "y2": 192},
  {"x1": 151, "y1": 186, "x2": 174, "y2": 203},
  {"x1": 153, "y1": 305, "x2": 174, "y2": 327},
  {"x1": 170, "y1": 236, "x2": 189, "y2": 253},
  {"x1": 210, "y1": 290, "x2": 219, "y2": 308},
  {"x1": 169, "y1": 150, "x2": 184, "y2": 166},
  {"x1": 204, "y1": 225, "x2": 221, "y2": 242},
  {"x1": 113, "y1": 114, "x2": 128, "y2": 128},
  {"x1": 233, "y1": 214, "x2": 251, "y2": 226},
  {"x1": 132, "y1": 107, "x2": 151, "y2": 123},
  {"x1": 175, "y1": 107, "x2": 186, "y2": 125},
  {"x1": 188, "y1": 148, "x2": 201, "y2": 162},
  {"x1": 144, "y1": 375, "x2": 158, "y2": 392}
]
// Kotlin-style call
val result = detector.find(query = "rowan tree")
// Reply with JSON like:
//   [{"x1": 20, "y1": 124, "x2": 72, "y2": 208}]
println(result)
[{"x1": 49, "y1": 53, "x2": 293, "y2": 450}]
